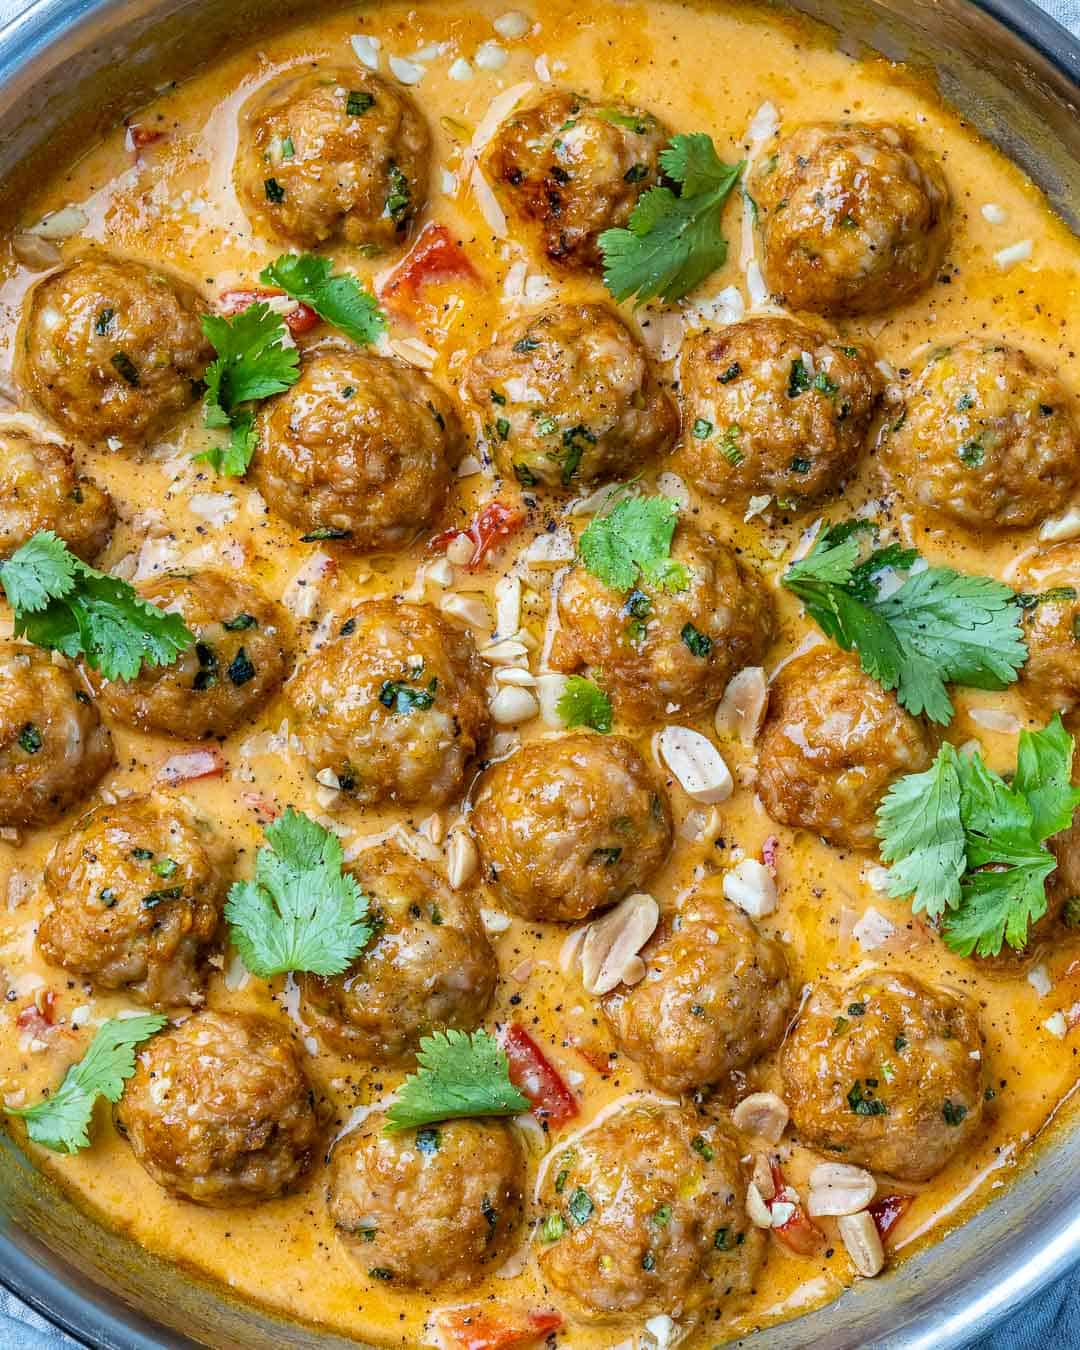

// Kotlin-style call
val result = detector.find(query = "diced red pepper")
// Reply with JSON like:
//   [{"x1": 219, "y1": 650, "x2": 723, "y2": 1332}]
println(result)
[
  {"x1": 430, "y1": 501, "x2": 525, "y2": 570},
  {"x1": 217, "y1": 287, "x2": 319, "y2": 336},
  {"x1": 158, "y1": 746, "x2": 225, "y2": 785},
  {"x1": 433, "y1": 1305, "x2": 562, "y2": 1350},
  {"x1": 500, "y1": 1024, "x2": 579, "y2": 1126},
  {"x1": 769, "y1": 1161, "x2": 826, "y2": 1257},
  {"x1": 383, "y1": 223, "x2": 479, "y2": 309},
  {"x1": 241, "y1": 791, "x2": 281, "y2": 823},
  {"x1": 16, "y1": 989, "x2": 57, "y2": 1035},
  {"x1": 126, "y1": 123, "x2": 166, "y2": 152},
  {"x1": 869, "y1": 1193, "x2": 913, "y2": 1242}
]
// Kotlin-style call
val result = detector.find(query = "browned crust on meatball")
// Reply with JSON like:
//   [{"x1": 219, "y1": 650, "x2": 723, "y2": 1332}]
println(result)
[
  {"x1": 0, "y1": 417, "x2": 115, "y2": 561},
  {"x1": 1015, "y1": 543, "x2": 1080, "y2": 722}
]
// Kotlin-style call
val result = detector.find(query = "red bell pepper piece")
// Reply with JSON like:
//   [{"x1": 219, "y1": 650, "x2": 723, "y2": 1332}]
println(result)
[
  {"x1": 769, "y1": 1161, "x2": 826, "y2": 1257},
  {"x1": 218, "y1": 287, "x2": 319, "y2": 336},
  {"x1": 383, "y1": 223, "x2": 479, "y2": 309},
  {"x1": 869, "y1": 1193, "x2": 913, "y2": 1242},
  {"x1": 432, "y1": 1305, "x2": 562, "y2": 1350},
  {"x1": 430, "y1": 500, "x2": 525, "y2": 570},
  {"x1": 158, "y1": 746, "x2": 225, "y2": 785},
  {"x1": 500, "y1": 1024, "x2": 579, "y2": 1126}
]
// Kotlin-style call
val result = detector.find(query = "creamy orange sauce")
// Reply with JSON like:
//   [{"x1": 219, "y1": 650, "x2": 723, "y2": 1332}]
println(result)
[{"x1": 1, "y1": 1, "x2": 1080, "y2": 1346}]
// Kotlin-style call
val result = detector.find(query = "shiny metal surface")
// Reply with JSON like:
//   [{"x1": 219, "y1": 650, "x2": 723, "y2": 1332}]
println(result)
[{"x1": 0, "y1": 0, "x2": 1079, "y2": 1346}]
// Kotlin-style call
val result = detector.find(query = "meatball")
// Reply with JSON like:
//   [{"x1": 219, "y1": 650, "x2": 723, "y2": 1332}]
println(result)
[
  {"x1": 550, "y1": 519, "x2": 775, "y2": 723},
  {"x1": 751, "y1": 121, "x2": 950, "y2": 316},
  {"x1": 298, "y1": 845, "x2": 496, "y2": 1064},
  {"x1": 37, "y1": 794, "x2": 226, "y2": 1007},
  {"x1": 674, "y1": 318, "x2": 881, "y2": 507},
  {"x1": 116, "y1": 1011, "x2": 319, "y2": 1205},
  {"x1": 253, "y1": 348, "x2": 462, "y2": 550},
  {"x1": 882, "y1": 340, "x2": 1080, "y2": 531},
  {"x1": 235, "y1": 67, "x2": 429, "y2": 248},
  {"x1": 0, "y1": 645, "x2": 112, "y2": 828},
  {"x1": 329, "y1": 1111, "x2": 524, "y2": 1288},
  {"x1": 781, "y1": 971, "x2": 984, "y2": 1182},
  {"x1": 604, "y1": 893, "x2": 792, "y2": 1095},
  {"x1": 757, "y1": 648, "x2": 932, "y2": 850},
  {"x1": 471, "y1": 733, "x2": 673, "y2": 923},
  {"x1": 20, "y1": 255, "x2": 212, "y2": 449},
  {"x1": 463, "y1": 304, "x2": 676, "y2": 490},
  {"x1": 1016, "y1": 544, "x2": 1080, "y2": 718},
  {"x1": 483, "y1": 90, "x2": 668, "y2": 270},
  {"x1": 287, "y1": 600, "x2": 489, "y2": 806},
  {"x1": 536, "y1": 1103, "x2": 763, "y2": 1321},
  {"x1": 0, "y1": 415, "x2": 115, "y2": 560},
  {"x1": 92, "y1": 571, "x2": 291, "y2": 740}
]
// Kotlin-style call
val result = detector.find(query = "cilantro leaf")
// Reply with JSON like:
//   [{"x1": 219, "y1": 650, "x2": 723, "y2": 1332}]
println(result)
[
  {"x1": 4, "y1": 1014, "x2": 165, "y2": 1153},
  {"x1": 557, "y1": 675, "x2": 613, "y2": 733},
  {"x1": 876, "y1": 715, "x2": 1080, "y2": 956},
  {"x1": 579, "y1": 494, "x2": 689, "y2": 594},
  {"x1": 599, "y1": 133, "x2": 743, "y2": 304},
  {"x1": 260, "y1": 254, "x2": 386, "y2": 346},
  {"x1": 384, "y1": 1029, "x2": 529, "y2": 1132},
  {"x1": 0, "y1": 531, "x2": 195, "y2": 681},
  {"x1": 225, "y1": 807, "x2": 371, "y2": 977},
  {"x1": 783, "y1": 522, "x2": 1026, "y2": 724}
]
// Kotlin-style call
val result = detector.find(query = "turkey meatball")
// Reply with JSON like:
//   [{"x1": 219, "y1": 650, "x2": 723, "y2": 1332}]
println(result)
[
  {"x1": 253, "y1": 348, "x2": 462, "y2": 550},
  {"x1": 781, "y1": 971, "x2": 984, "y2": 1182},
  {"x1": 881, "y1": 340, "x2": 1080, "y2": 530},
  {"x1": 674, "y1": 317, "x2": 881, "y2": 507},
  {"x1": 751, "y1": 121, "x2": 950, "y2": 316},
  {"x1": 298, "y1": 845, "x2": 496, "y2": 1064},
  {"x1": 287, "y1": 600, "x2": 489, "y2": 806},
  {"x1": 116, "y1": 1011, "x2": 319, "y2": 1205},
  {"x1": 37, "y1": 795, "x2": 226, "y2": 1007},
  {"x1": 757, "y1": 648, "x2": 932, "y2": 850},
  {"x1": 0, "y1": 415, "x2": 115, "y2": 560},
  {"x1": 471, "y1": 733, "x2": 673, "y2": 923},
  {"x1": 537, "y1": 1103, "x2": 763, "y2": 1322},
  {"x1": 463, "y1": 304, "x2": 676, "y2": 490},
  {"x1": 604, "y1": 892, "x2": 793, "y2": 1095},
  {"x1": 329, "y1": 1111, "x2": 524, "y2": 1288},
  {"x1": 483, "y1": 90, "x2": 668, "y2": 270},
  {"x1": 1016, "y1": 543, "x2": 1080, "y2": 719},
  {"x1": 550, "y1": 519, "x2": 775, "y2": 723},
  {"x1": 20, "y1": 255, "x2": 212, "y2": 449},
  {"x1": 91, "y1": 571, "x2": 290, "y2": 740},
  {"x1": 0, "y1": 645, "x2": 112, "y2": 828},
  {"x1": 235, "y1": 67, "x2": 429, "y2": 248}
]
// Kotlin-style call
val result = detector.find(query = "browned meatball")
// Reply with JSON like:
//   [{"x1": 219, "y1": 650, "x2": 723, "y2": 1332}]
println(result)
[
  {"x1": 116, "y1": 1011, "x2": 319, "y2": 1205},
  {"x1": 881, "y1": 340, "x2": 1080, "y2": 530},
  {"x1": 0, "y1": 416, "x2": 115, "y2": 560},
  {"x1": 91, "y1": 571, "x2": 290, "y2": 740},
  {"x1": 235, "y1": 68, "x2": 430, "y2": 248},
  {"x1": 604, "y1": 892, "x2": 792, "y2": 1095},
  {"x1": 483, "y1": 90, "x2": 668, "y2": 269},
  {"x1": 287, "y1": 600, "x2": 489, "y2": 806},
  {"x1": 674, "y1": 317, "x2": 881, "y2": 507},
  {"x1": 781, "y1": 971, "x2": 984, "y2": 1182},
  {"x1": 253, "y1": 348, "x2": 462, "y2": 550},
  {"x1": 752, "y1": 122, "x2": 950, "y2": 316},
  {"x1": 463, "y1": 304, "x2": 676, "y2": 490},
  {"x1": 329, "y1": 1111, "x2": 524, "y2": 1288},
  {"x1": 1016, "y1": 544, "x2": 1080, "y2": 719},
  {"x1": 37, "y1": 794, "x2": 226, "y2": 1007},
  {"x1": 536, "y1": 1103, "x2": 763, "y2": 1322},
  {"x1": 758, "y1": 648, "x2": 932, "y2": 850},
  {"x1": 550, "y1": 518, "x2": 775, "y2": 723},
  {"x1": 471, "y1": 733, "x2": 672, "y2": 923},
  {"x1": 0, "y1": 645, "x2": 112, "y2": 828},
  {"x1": 298, "y1": 845, "x2": 496, "y2": 1064},
  {"x1": 20, "y1": 255, "x2": 212, "y2": 449}
]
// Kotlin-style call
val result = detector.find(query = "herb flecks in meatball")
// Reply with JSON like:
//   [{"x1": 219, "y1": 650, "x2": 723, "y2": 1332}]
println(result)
[
  {"x1": 0, "y1": 417, "x2": 115, "y2": 561},
  {"x1": 782, "y1": 972, "x2": 984, "y2": 1181},
  {"x1": 752, "y1": 121, "x2": 950, "y2": 316},
  {"x1": 675, "y1": 317, "x2": 881, "y2": 507},
  {"x1": 464, "y1": 303, "x2": 676, "y2": 490},
  {"x1": 235, "y1": 68, "x2": 430, "y2": 249},
  {"x1": 483, "y1": 90, "x2": 668, "y2": 270}
]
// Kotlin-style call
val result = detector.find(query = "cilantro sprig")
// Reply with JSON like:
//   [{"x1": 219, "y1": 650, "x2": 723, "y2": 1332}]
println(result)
[
  {"x1": 783, "y1": 522, "x2": 1026, "y2": 725},
  {"x1": 557, "y1": 675, "x2": 613, "y2": 733},
  {"x1": 579, "y1": 492, "x2": 689, "y2": 594},
  {"x1": 197, "y1": 302, "x2": 300, "y2": 477},
  {"x1": 384, "y1": 1029, "x2": 529, "y2": 1133},
  {"x1": 4, "y1": 1014, "x2": 165, "y2": 1153},
  {"x1": 877, "y1": 715, "x2": 1080, "y2": 957},
  {"x1": 260, "y1": 254, "x2": 386, "y2": 346},
  {"x1": 0, "y1": 532, "x2": 194, "y2": 681},
  {"x1": 225, "y1": 808, "x2": 371, "y2": 978},
  {"x1": 599, "y1": 133, "x2": 743, "y2": 304}
]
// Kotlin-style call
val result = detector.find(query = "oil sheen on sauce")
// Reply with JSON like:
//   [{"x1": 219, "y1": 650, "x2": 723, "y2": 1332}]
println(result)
[{"x1": 1, "y1": 0, "x2": 1079, "y2": 1346}]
